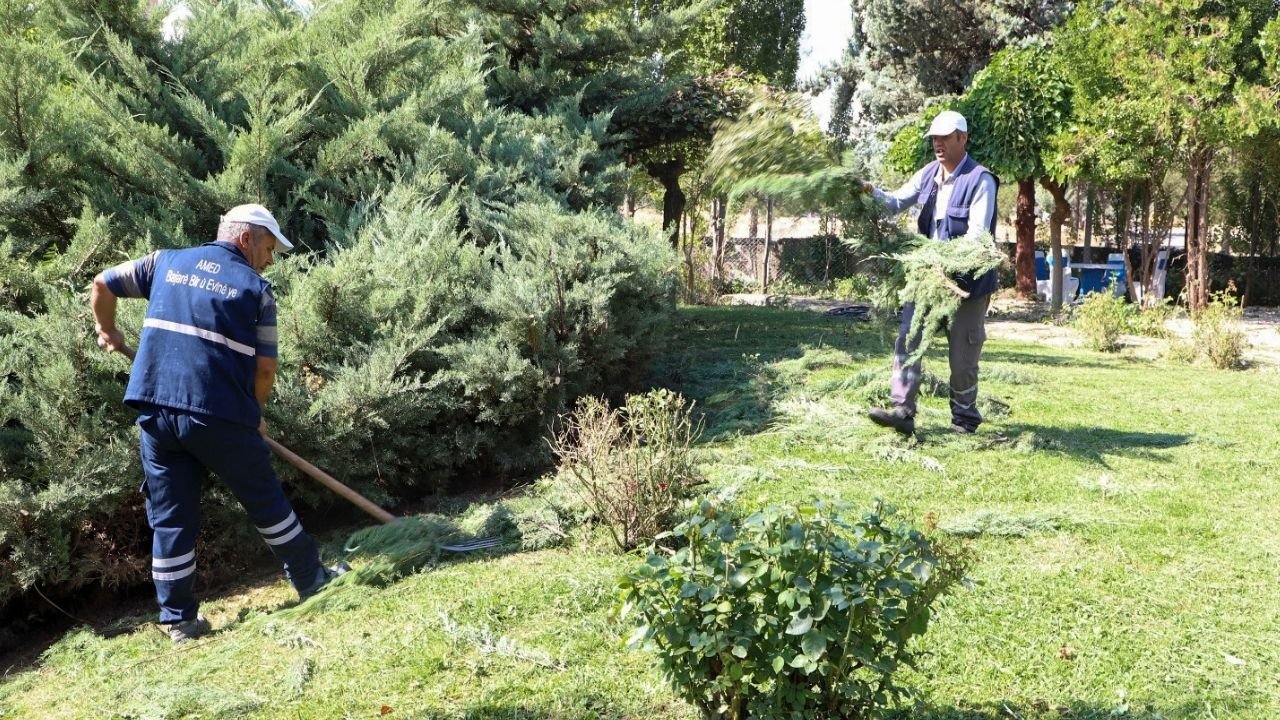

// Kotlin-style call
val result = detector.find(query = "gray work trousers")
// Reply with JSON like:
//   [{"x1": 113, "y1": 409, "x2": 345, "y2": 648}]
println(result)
[{"x1": 890, "y1": 294, "x2": 990, "y2": 429}]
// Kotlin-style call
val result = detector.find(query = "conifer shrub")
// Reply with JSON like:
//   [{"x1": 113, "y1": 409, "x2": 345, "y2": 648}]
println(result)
[
  {"x1": 620, "y1": 496, "x2": 970, "y2": 719},
  {"x1": 0, "y1": 282, "x2": 260, "y2": 600},
  {"x1": 267, "y1": 183, "x2": 675, "y2": 497},
  {"x1": 550, "y1": 390, "x2": 702, "y2": 551}
]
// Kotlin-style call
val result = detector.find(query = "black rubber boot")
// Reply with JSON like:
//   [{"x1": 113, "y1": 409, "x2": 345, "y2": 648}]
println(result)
[{"x1": 868, "y1": 407, "x2": 915, "y2": 436}]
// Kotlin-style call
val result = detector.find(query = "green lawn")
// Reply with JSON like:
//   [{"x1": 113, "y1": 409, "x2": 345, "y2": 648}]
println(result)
[{"x1": 3, "y1": 306, "x2": 1278, "y2": 719}]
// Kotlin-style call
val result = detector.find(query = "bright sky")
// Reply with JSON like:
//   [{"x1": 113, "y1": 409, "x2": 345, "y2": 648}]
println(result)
[{"x1": 798, "y1": 0, "x2": 855, "y2": 128}]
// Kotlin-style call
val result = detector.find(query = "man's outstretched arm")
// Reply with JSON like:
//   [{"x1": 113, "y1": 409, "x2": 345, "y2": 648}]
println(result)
[
  {"x1": 871, "y1": 165, "x2": 929, "y2": 217},
  {"x1": 90, "y1": 274, "x2": 128, "y2": 355}
]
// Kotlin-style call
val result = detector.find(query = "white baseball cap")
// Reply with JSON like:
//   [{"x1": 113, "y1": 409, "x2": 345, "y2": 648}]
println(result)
[
  {"x1": 222, "y1": 203, "x2": 293, "y2": 252},
  {"x1": 925, "y1": 110, "x2": 968, "y2": 137}
]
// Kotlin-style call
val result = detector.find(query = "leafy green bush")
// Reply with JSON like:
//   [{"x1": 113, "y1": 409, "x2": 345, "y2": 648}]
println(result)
[
  {"x1": 1165, "y1": 289, "x2": 1248, "y2": 369},
  {"x1": 832, "y1": 275, "x2": 872, "y2": 301},
  {"x1": 1072, "y1": 289, "x2": 1133, "y2": 351},
  {"x1": 1128, "y1": 297, "x2": 1179, "y2": 339},
  {"x1": 1191, "y1": 289, "x2": 1248, "y2": 369},
  {"x1": 764, "y1": 273, "x2": 816, "y2": 297},
  {"x1": 714, "y1": 275, "x2": 757, "y2": 296},
  {"x1": 551, "y1": 390, "x2": 702, "y2": 551},
  {"x1": 621, "y1": 497, "x2": 970, "y2": 719}
]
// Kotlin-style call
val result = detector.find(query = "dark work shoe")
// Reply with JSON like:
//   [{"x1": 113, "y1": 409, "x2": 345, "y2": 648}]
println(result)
[
  {"x1": 165, "y1": 615, "x2": 211, "y2": 643},
  {"x1": 868, "y1": 407, "x2": 915, "y2": 436},
  {"x1": 298, "y1": 561, "x2": 351, "y2": 601},
  {"x1": 951, "y1": 422, "x2": 977, "y2": 434}
]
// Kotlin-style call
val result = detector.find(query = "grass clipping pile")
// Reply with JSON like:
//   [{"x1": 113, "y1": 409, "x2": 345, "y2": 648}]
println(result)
[{"x1": 893, "y1": 233, "x2": 1004, "y2": 362}]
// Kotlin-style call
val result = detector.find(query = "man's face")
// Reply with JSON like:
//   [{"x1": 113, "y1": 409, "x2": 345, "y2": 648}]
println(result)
[
  {"x1": 243, "y1": 228, "x2": 276, "y2": 272},
  {"x1": 930, "y1": 130, "x2": 968, "y2": 169}
]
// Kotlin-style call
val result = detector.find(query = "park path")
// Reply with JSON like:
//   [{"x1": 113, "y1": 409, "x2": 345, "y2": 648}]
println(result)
[
  {"x1": 722, "y1": 294, "x2": 1280, "y2": 369},
  {"x1": 984, "y1": 302, "x2": 1280, "y2": 369}
]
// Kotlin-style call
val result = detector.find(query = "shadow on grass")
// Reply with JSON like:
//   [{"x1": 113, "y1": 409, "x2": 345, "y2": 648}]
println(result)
[
  {"x1": 993, "y1": 422, "x2": 1191, "y2": 466},
  {"x1": 887, "y1": 698, "x2": 1240, "y2": 720},
  {"x1": 652, "y1": 306, "x2": 892, "y2": 440}
]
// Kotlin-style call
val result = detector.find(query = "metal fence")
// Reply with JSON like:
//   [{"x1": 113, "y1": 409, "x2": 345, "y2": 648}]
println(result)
[
  {"x1": 714, "y1": 235, "x2": 859, "y2": 286},
  {"x1": 711, "y1": 235, "x2": 1280, "y2": 303}
]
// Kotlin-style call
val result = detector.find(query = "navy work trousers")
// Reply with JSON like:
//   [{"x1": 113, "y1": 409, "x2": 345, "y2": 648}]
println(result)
[{"x1": 137, "y1": 405, "x2": 323, "y2": 624}]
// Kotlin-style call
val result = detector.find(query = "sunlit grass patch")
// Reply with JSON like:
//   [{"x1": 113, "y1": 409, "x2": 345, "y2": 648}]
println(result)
[{"x1": 6, "y1": 306, "x2": 1280, "y2": 719}]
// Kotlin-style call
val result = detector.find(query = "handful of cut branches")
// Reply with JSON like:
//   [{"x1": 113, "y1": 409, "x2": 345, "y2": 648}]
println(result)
[
  {"x1": 893, "y1": 233, "x2": 1004, "y2": 362},
  {"x1": 704, "y1": 92, "x2": 873, "y2": 211}
]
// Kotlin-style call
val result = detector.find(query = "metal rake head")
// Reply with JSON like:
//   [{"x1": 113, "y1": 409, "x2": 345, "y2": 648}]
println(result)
[{"x1": 439, "y1": 536, "x2": 503, "y2": 553}]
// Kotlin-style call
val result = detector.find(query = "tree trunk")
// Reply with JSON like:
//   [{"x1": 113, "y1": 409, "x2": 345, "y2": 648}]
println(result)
[
  {"x1": 711, "y1": 195, "x2": 727, "y2": 283},
  {"x1": 684, "y1": 210, "x2": 695, "y2": 299},
  {"x1": 766, "y1": 196, "x2": 775, "y2": 243},
  {"x1": 1184, "y1": 146, "x2": 1213, "y2": 311},
  {"x1": 749, "y1": 199, "x2": 759, "y2": 238},
  {"x1": 646, "y1": 159, "x2": 686, "y2": 248},
  {"x1": 624, "y1": 193, "x2": 635, "y2": 218},
  {"x1": 823, "y1": 234, "x2": 832, "y2": 282},
  {"x1": 1083, "y1": 185, "x2": 1094, "y2": 262},
  {"x1": 1131, "y1": 182, "x2": 1151, "y2": 304},
  {"x1": 1244, "y1": 179, "x2": 1261, "y2": 307},
  {"x1": 1071, "y1": 183, "x2": 1080, "y2": 239},
  {"x1": 1014, "y1": 177, "x2": 1037, "y2": 298},
  {"x1": 1112, "y1": 184, "x2": 1136, "y2": 301},
  {"x1": 761, "y1": 197, "x2": 774, "y2": 291},
  {"x1": 1040, "y1": 176, "x2": 1071, "y2": 315}
]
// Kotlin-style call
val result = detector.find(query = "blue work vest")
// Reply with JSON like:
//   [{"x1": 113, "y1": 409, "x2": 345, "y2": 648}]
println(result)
[
  {"x1": 916, "y1": 155, "x2": 1000, "y2": 298},
  {"x1": 125, "y1": 242, "x2": 270, "y2": 428}
]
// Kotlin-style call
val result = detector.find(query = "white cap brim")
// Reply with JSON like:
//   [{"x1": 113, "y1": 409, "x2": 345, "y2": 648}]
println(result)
[{"x1": 268, "y1": 227, "x2": 293, "y2": 253}]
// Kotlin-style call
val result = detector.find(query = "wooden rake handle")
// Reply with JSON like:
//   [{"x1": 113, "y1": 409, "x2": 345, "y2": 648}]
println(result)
[
  {"x1": 262, "y1": 437, "x2": 397, "y2": 525},
  {"x1": 116, "y1": 344, "x2": 397, "y2": 525}
]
